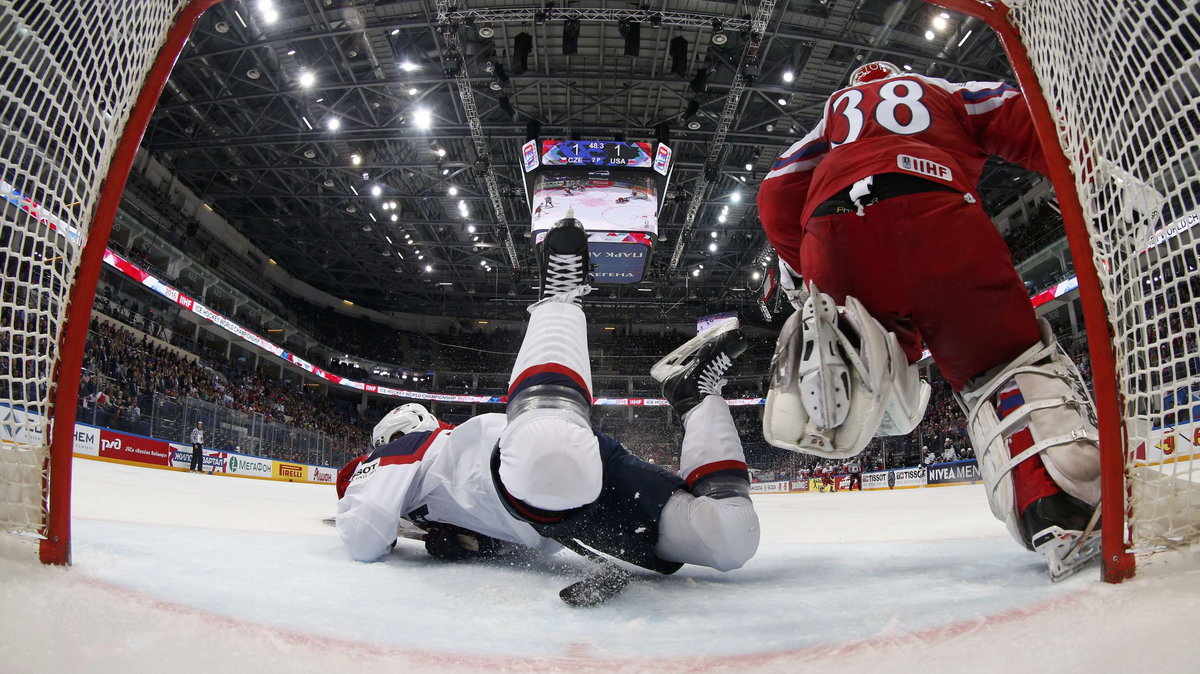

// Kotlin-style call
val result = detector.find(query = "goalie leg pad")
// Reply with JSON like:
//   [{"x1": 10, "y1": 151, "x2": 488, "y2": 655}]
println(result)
[
  {"x1": 764, "y1": 284, "x2": 929, "y2": 459},
  {"x1": 956, "y1": 319, "x2": 1101, "y2": 548},
  {"x1": 878, "y1": 337, "x2": 931, "y2": 437}
]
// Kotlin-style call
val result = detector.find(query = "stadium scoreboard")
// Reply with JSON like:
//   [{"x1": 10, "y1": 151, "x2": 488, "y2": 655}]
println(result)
[{"x1": 520, "y1": 138, "x2": 674, "y2": 284}]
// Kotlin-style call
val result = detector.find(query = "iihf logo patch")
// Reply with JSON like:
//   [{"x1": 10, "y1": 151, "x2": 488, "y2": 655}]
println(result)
[{"x1": 896, "y1": 154, "x2": 953, "y2": 181}]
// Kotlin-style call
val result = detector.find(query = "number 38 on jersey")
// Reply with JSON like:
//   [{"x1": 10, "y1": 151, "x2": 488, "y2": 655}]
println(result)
[{"x1": 827, "y1": 79, "x2": 932, "y2": 148}]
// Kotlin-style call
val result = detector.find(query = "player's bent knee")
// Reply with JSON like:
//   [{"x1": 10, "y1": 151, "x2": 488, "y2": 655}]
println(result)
[
  {"x1": 498, "y1": 407, "x2": 602, "y2": 512},
  {"x1": 657, "y1": 490, "x2": 760, "y2": 572}
]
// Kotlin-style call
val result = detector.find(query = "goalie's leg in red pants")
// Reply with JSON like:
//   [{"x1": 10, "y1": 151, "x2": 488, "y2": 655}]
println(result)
[{"x1": 798, "y1": 189, "x2": 1057, "y2": 516}]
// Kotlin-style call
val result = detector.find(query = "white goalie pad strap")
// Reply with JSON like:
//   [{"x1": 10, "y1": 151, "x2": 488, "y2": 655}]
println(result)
[
  {"x1": 777, "y1": 259, "x2": 808, "y2": 310},
  {"x1": 800, "y1": 289, "x2": 855, "y2": 431},
  {"x1": 957, "y1": 319, "x2": 1101, "y2": 546},
  {"x1": 877, "y1": 342, "x2": 931, "y2": 437},
  {"x1": 763, "y1": 285, "x2": 913, "y2": 459}
]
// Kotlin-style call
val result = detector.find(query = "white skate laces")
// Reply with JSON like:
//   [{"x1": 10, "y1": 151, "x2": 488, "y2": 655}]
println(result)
[
  {"x1": 543, "y1": 253, "x2": 590, "y2": 299},
  {"x1": 697, "y1": 352, "x2": 733, "y2": 397}
]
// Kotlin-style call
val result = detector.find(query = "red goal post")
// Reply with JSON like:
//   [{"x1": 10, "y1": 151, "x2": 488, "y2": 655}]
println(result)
[
  {"x1": 934, "y1": 0, "x2": 1200, "y2": 582},
  {"x1": 1, "y1": 0, "x2": 221, "y2": 565}
]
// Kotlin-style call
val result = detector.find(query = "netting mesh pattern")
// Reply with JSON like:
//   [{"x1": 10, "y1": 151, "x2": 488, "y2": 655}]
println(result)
[
  {"x1": 1004, "y1": 0, "x2": 1200, "y2": 550},
  {"x1": 1, "y1": 0, "x2": 188, "y2": 550}
]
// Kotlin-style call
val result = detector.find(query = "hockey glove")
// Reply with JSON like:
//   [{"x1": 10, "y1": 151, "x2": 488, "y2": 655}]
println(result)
[{"x1": 422, "y1": 523, "x2": 518, "y2": 562}]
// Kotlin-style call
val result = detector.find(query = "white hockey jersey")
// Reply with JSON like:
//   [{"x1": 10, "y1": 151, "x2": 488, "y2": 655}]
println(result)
[{"x1": 336, "y1": 413, "x2": 553, "y2": 562}]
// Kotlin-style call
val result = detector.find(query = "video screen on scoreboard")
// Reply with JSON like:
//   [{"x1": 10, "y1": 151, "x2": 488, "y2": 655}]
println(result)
[
  {"x1": 696, "y1": 311, "x2": 738, "y2": 335},
  {"x1": 530, "y1": 169, "x2": 658, "y2": 235}
]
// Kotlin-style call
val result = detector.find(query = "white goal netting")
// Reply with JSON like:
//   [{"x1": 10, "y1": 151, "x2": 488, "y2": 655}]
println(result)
[
  {"x1": 999, "y1": 0, "x2": 1200, "y2": 556},
  {"x1": 1, "y1": 0, "x2": 191, "y2": 559}
]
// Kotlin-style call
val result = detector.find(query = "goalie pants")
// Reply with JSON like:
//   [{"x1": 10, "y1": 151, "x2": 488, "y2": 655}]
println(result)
[
  {"x1": 799, "y1": 188, "x2": 1056, "y2": 513},
  {"x1": 798, "y1": 189, "x2": 1040, "y2": 391}
]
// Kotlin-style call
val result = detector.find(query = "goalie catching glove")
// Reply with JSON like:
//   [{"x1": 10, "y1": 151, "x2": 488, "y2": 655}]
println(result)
[{"x1": 763, "y1": 283, "x2": 930, "y2": 459}]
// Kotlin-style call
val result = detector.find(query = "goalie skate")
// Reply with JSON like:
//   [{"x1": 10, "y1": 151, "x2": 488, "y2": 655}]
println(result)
[{"x1": 1033, "y1": 525, "x2": 1102, "y2": 582}]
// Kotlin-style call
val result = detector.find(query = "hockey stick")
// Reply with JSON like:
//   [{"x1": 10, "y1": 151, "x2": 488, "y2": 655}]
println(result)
[
  {"x1": 326, "y1": 517, "x2": 631, "y2": 605},
  {"x1": 557, "y1": 538, "x2": 634, "y2": 608}
]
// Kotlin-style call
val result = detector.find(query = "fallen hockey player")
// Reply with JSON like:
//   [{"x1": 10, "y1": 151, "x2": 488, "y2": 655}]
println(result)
[{"x1": 335, "y1": 213, "x2": 760, "y2": 605}]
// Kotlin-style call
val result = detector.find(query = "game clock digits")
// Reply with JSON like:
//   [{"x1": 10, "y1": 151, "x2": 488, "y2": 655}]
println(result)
[{"x1": 540, "y1": 140, "x2": 654, "y2": 168}]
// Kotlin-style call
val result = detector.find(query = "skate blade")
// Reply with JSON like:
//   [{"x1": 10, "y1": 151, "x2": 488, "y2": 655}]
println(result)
[
  {"x1": 1034, "y1": 526, "x2": 1102, "y2": 582},
  {"x1": 650, "y1": 318, "x2": 741, "y2": 382}
]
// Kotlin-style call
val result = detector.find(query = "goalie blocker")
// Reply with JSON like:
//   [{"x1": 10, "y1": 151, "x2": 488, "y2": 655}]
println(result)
[{"x1": 764, "y1": 283, "x2": 930, "y2": 459}]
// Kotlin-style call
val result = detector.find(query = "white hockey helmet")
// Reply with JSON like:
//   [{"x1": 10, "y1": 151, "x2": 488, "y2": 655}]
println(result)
[
  {"x1": 849, "y1": 61, "x2": 903, "y2": 86},
  {"x1": 372, "y1": 403, "x2": 439, "y2": 447}
]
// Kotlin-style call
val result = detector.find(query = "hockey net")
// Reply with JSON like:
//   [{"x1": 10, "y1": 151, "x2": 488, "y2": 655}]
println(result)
[
  {"x1": 0, "y1": 0, "x2": 212, "y2": 563},
  {"x1": 940, "y1": 1, "x2": 1200, "y2": 580}
]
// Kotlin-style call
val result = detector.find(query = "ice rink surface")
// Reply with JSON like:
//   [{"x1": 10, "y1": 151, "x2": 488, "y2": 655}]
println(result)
[{"x1": 3, "y1": 458, "x2": 1199, "y2": 673}]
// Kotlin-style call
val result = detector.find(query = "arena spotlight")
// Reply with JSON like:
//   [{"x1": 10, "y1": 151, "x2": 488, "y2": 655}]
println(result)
[
  {"x1": 413, "y1": 107, "x2": 432, "y2": 130},
  {"x1": 562, "y1": 18, "x2": 580, "y2": 55},
  {"x1": 617, "y1": 19, "x2": 640, "y2": 57},
  {"x1": 478, "y1": 25, "x2": 495, "y2": 39},
  {"x1": 710, "y1": 19, "x2": 728, "y2": 45}
]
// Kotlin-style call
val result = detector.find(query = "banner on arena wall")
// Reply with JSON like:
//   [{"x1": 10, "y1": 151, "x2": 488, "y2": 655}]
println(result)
[
  {"x1": 63, "y1": 419, "x2": 335, "y2": 484},
  {"x1": 0, "y1": 402, "x2": 47, "y2": 445},
  {"x1": 273, "y1": 461, "x2": 307, "y2": 481},
  {"x1": 168, "y1": 443, "x2": 227, "y2": 473},
  {"x1": 863, "y1": 466, "x2": 926, "y2": 490},
  {"x1": 925, "y1": 460, "x2": 981, "y2": 486},
  {"x1": 73, "y1": 423, "x2": 100, "y2": 456},
  {"x1": 749, "y1": 480, "x2": 788, "y2": 493},
  {"x1": 789, "y1": 479, "x2": 809, "y2": 492},
  {"x1": 1133, "y1": 422, "x2": 1200, "y2": 466},
  {"x1": 310, "y1": 465, "x2": 336, "y2": 485},
  {"x1": 97, "y1": 428, "x2": 172, "y2": 466},
  {"x1": 836, "y1": 475, "x2": 851, "y2": 490},
  {"x1": 225, "y1": 453, "x2": 274, "y2": 478}
]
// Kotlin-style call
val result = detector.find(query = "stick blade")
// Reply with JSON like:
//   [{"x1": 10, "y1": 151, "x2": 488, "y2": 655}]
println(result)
[{"x1": 559, "y1": 565, "x2": 632, "y2": 607}]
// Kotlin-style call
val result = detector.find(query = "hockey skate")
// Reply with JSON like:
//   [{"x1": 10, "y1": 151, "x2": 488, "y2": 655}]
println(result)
[
  {"x1": 537, "y1": 209, "x2": 591, "y2": 303},
  {"x1": 1024, "y1": 492, "x2": 1102, "y2": 582},
  {"x1": 651, "y1": 318, "x2": 748, "y2": 415}
]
